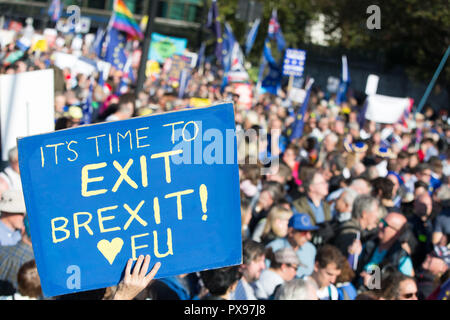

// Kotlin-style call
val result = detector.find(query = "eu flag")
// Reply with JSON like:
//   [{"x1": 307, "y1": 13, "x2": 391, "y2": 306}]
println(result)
[
  {"x1": 103, "y1": 28, "x2": 127, "y2": 71},
  {"x1": 289, "y1": 79, "x2": 315, "y2": 141},
  {"x1": 206, "y1": 0, "x2": 223, "y2": 66}
]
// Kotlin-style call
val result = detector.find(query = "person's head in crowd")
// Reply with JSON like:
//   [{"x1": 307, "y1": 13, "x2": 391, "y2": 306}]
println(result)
[
  {"x1": 200, "y1": 265, "x2": 242, "y2": 300},
  {"x1": 65, "y1": 90, "x2": 79, "y2": 106},
  {"x1": 397, "y1": 151, "x2": 410, "y2": 169},
  {"x1": 65, "y1": 105, "x2": 83, "y2": 128},
  {"x1": 421, "y1": 246, "x2": 449, "y2": 277},
  {"x1": 241, "y1": 240, "x2": 266, "y2": 283},
  {"x1": 262, "y1": 205, "x2": 293, "y2": 242},
  {"x1": 16, "y1": 260, "x2": 42, "y2": 299},
  {"x1": 335, "y1": 254, "x2": 356, "y2": 285},
  {"x1": 282, "y1": 144, "x2": 300, "y2": 169},
  {"x1": 266, "y1": 163, "x2": 292, "y2": 185},
  {"x1": 333, "y1": 117, "x2": 346, "y2": 136},
  {"x1": 429, "y1": 156, "x2": 443, "y2": 178},
  {"x1": 269, "y1": 247, "x2": 302, "y2": 282},
  {"x1": 318, "y1": 117, "x2": 330, "y2": 133},
  {"x1": 378, "y1": 212, "x2": 408, "y2": 247},
  {"x1": 371, "y1": 177, "x2": 395, "y2": 202},
  {"x1": 351, "y1": 194, "x2": 380, "y2": 230},
  {"x1": 0, "y1": 189, "x2": 26, "y2": 232},
  {"x1": 348, "y1": 122, "x2": 360, "y2": 139},
  {"x1": 387, "y1": 172, "x2": 402, "y2": 197},
  {"x1": 118, "y1": 92, "x2": 136, "y2": 119},
  {"x1": 380, "y1": 271, "x2": 418, "y2": 300},
  {"x1": 349, "y1": 177, "x2": 372, "y2": 195},
  {"x1": 7, "y1": 146, "x2": 20, "y2": 174},
  {"x1": 274, "y1": 278, "x2": 318, "y2": 300},
  {"x1": 257, "y1": 181, "x2": 285, "y2": 212},
  {"x1": 54, "y1": 91, "x2": 66, "y2": 117},
  {"x1": 414, "y1": 192, "x2": 433, "y2": 221},
  {"x1": 415, "y1": 163, "x2": 432, "y2": 184},
  {"x1": 311, "y1": 244, "x2": 343, "y2": 290},
  {"x1": 408, "y1": 152, "x2": 420, "y2": 169},
  {"x1": 414, "y1": 180, "x2": 429, "y2": 198},
  {"x1": 284, "y1": 213, "x2": 318, "y2": 254},
  {"x1": 303, "y1": 171, "x2": 329, "y2": 201},
  {"x1": 335, "y1": 188, "x2": 358, "y2": 216}
]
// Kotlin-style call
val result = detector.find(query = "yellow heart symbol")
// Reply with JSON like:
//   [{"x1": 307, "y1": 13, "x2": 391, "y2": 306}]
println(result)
[{"x1": 97, "y1": 238, "x2": 124, "y2": 265}]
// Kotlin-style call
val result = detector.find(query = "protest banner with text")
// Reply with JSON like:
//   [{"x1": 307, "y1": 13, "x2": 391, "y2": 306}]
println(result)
[{"x1": 17, "y1": 103, "x2": 242, "y2": 297}]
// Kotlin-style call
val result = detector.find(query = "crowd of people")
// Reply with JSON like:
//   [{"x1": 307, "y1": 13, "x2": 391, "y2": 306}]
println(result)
[{"x1": 0, "y1": 21, "x2": 449, "y2": 301}]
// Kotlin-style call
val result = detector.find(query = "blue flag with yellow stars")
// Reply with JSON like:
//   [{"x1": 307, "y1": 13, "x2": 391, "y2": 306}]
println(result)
[
  {"x1": 103, "y1": 28, "x2": 127, "y2": 71},
  {"x1": 288, "y1": 78, "x2": 315, "y2": 141}
]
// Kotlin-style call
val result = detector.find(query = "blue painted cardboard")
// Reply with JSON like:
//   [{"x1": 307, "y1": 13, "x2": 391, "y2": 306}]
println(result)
[{"x1": 17, "y1": 103, "x2": 242, "y2": 297}]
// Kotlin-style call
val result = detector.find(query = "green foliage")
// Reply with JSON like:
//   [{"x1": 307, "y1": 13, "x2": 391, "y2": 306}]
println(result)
[{"x1": 211, "y1": 0, "x2": 449, "y2": 90}]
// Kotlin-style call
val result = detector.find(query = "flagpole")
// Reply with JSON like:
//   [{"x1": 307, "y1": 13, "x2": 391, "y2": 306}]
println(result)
[
  {"x1": 136, "y1": 0, "x2": 158, "y2": 94},
  {"x1": 414, "y1": 45, "x2": 450, "y2": 116}
]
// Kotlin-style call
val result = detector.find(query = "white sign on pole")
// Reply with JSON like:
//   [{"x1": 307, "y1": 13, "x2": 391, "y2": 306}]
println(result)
[
  {"x1": 0, "y1": 69, "x2": 55, "y2": 161},
  {"x1": 364, "y1": 94, "x2": 410, "y2": 124},
  {"x1": 365, "y1": 74, "x2": 379, "y2": 96}
]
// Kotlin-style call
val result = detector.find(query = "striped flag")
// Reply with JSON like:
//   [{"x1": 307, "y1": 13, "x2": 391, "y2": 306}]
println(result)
[
  {"x1": 48, "y1": 0, "x2": 62, "y2": 23},
  {"x1": 245, "y1": 18, "x2": 260, "y2": 55},
  {"x1": 111, "y1": 0, "x2": 143, "y2": 40}
]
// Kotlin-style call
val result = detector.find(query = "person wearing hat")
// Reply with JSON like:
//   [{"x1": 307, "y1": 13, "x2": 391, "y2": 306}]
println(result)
[
  {"x1": 0, "y1": 190, "x2": 26, "y2": 246},
  {"x1": 266, "y1": 212, "x2": 318, "y2": 278},
  {"x1": 0, "y1": 213, "x2": 34, "y2": 295},
  {"x1": 416, "y1": 245, "x2": 449, "y2": 299},
  {"x1": 253, "y1": 247, "x2": 303, "y2": 299}
]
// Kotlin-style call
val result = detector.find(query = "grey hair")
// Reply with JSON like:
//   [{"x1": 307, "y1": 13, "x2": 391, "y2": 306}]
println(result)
[
  {"x1": 275, "y1": 278, "x2": 318, "y2": 300},
  {"x1": 340, "y1": 188, "x2": 359, "y2": 208},
  {"x1": 8, "y1": 146, "x2": 18, "y2": 163},
  {"x1": 352, "y1": 194, "x2": 379, "y2": 220}
]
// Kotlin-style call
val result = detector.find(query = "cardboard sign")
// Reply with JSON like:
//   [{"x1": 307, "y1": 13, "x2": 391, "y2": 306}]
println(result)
[
  {"x1": 17, "y1": 103, "x2": 242, "y2": 297},
  {"x1": 0, "y1": 69, "x2": 54, "y2": 161}
]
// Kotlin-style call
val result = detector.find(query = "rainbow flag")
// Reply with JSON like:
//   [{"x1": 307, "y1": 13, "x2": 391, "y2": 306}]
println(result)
[{"x1": 112, "y1": 0, "x2": 143, "y2": 40}]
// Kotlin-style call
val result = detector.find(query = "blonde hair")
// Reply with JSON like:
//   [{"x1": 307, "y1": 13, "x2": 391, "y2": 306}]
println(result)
[{"x1": 262, "y1": 205, "x2": 293, "y2": 238}]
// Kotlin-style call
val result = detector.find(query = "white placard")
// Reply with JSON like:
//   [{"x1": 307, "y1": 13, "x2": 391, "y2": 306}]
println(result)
[
  {"x1": 365, "y1": 74, "x2": 379, "y2": 96},
  {"x1": 0, "y1": 69, "x2": 55, "y2": 160},
  {"x1": 364, "y1": 94, "x2": 410, "y2": 124}
]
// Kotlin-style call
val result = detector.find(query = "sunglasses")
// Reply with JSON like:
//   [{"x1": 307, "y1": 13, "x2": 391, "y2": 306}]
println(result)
[
  {"x1": 379, "y1": 218, "x2": 399, "y2": 231},
  {"x1": 287, "y1": 264, "x2": 299, "y2": 270},
  {"x1": 401, "y1": 292, "x2": 417, "y2": 299}
]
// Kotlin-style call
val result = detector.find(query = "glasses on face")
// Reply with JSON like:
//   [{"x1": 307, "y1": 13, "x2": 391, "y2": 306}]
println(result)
[
  {"x1": 287, "y1": 264, "x2": 299, "y2": 270},
  {"x1": 379, "y1": 218, "x2": 399, "y2": 231},
  {"x1": 401, "y1": 292, "x2": 417, "y2": 299}
]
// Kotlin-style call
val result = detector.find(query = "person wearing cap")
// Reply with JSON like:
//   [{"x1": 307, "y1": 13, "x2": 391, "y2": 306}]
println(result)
[
  {"x1": 0, "y1": 213, "x2": 34, "y2": 295},
  {"x1": 415, "y1": 245, "x2": 449, "y2": 299},
  {"x1": 266, "y1": 212, "x2": 318, "y2": 278},
  {"x1": 253, "y1": 247, "x2": 302, "y2": 300},
  {"x1": 0, "y1": 190, "x2": 26, "y2": 246}
]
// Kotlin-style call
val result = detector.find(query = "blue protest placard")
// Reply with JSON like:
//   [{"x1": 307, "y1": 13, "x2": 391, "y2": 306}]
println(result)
[
  {"x1": 17, "y1": 103, "x2": 242, "y2": 297},
  {"x1": 282, "y1": 48, "x2": 306, "y2": 77}
]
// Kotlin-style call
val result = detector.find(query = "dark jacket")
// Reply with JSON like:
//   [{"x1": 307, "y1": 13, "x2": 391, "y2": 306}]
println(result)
[{"x1": 357, "y1": 238, "x2": 410, "y2": 276}]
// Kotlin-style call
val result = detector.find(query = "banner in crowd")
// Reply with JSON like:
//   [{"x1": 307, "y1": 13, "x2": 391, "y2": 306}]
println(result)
[
  {"x1": 17, "y1": 103, "x2": 242, "y2": 297},
  {"x1": 52, "y1": 52, "x2": 97, "y2": 76},
  {"x1": 282, "y1": 48, "x2": 306, "y2": 77},
  {"x1": 148, "y1": 33, "x2": 188, "y2": 63},
  {"x1": 364, "y1": 94, "x2": 412, "y2": 124},
  {"x1": 233, "y1": 83, "x2": 253, "y2": 110},
  {"x1": 0, "y1": 69, "x2": 55, "y2": 161}
]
